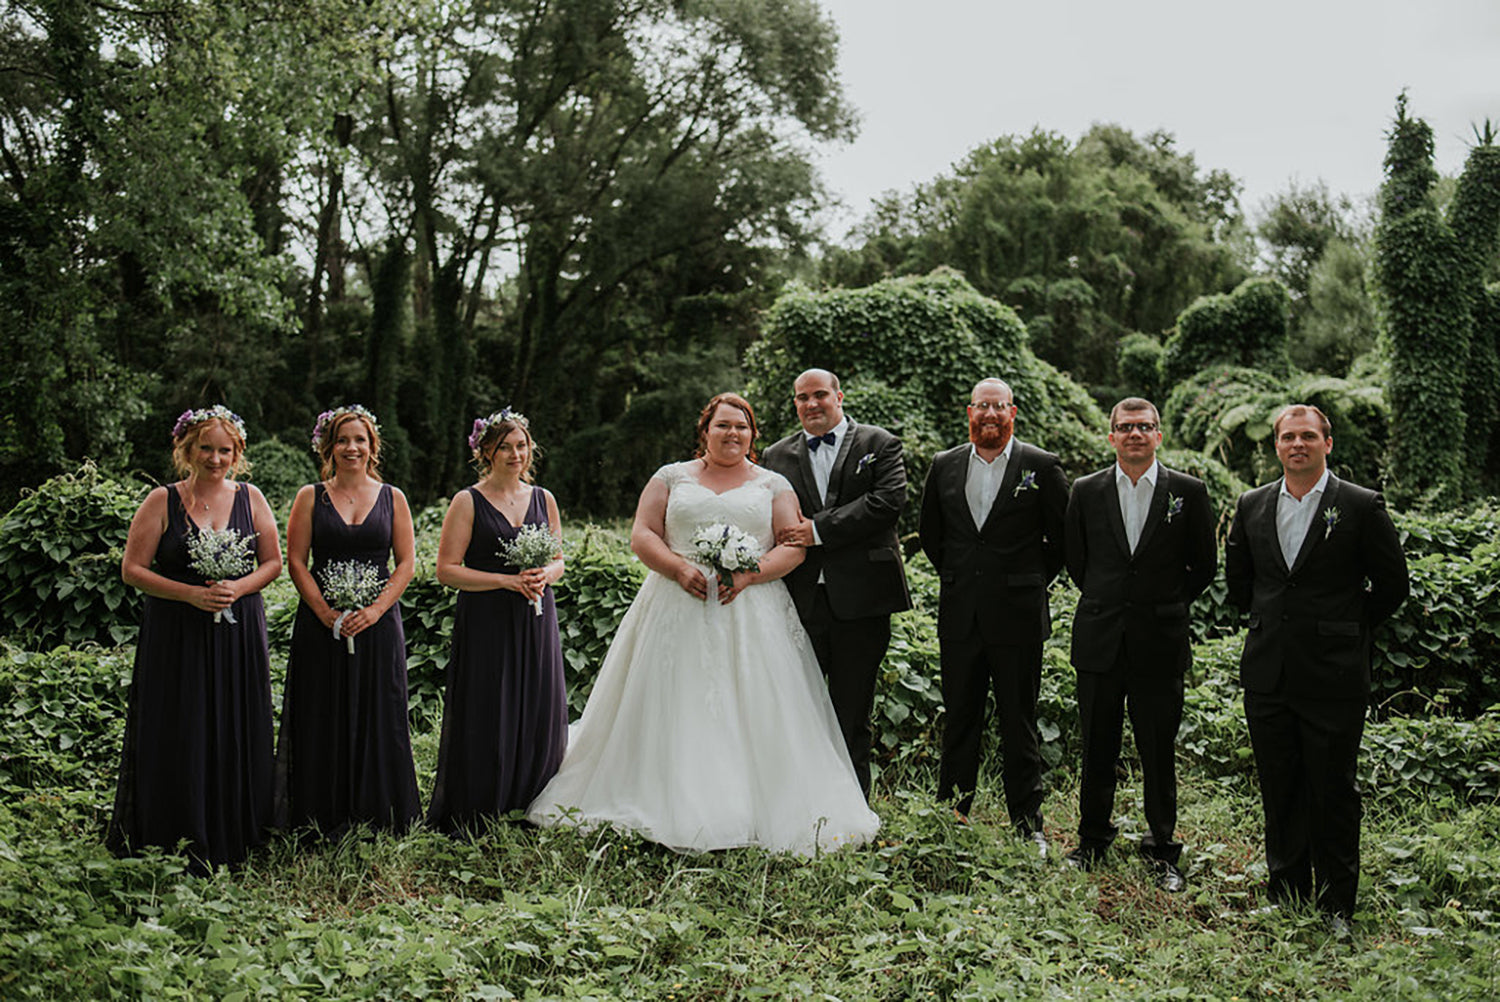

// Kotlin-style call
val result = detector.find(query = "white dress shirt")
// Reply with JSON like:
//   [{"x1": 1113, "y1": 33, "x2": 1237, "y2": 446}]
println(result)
[
  {"x1": 806, "y1": 417, "x2": 848, "y2": 549},
  {"x1": 808, "y1": 416, "x2": 848, "y2": 505},
  {"x1": 965, "y1": 438, "x2": 1014, "y2": 530},
  {"x1": 1275, "y1": 468, "x2": 1331, "y2": 569},
  {"x1": 1114, "y1": 459, "x2": 1160, "y2": 554}
]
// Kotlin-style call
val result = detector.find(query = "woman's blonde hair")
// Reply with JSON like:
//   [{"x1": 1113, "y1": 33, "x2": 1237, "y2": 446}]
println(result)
[{"x1": 171, "y1": 416, "x2": 250, "y2": 478}]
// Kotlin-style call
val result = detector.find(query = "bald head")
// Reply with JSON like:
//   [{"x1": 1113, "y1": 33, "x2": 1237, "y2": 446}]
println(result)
[{"x1": 793, "y1": 368, "x2": 845, "y2": 435}]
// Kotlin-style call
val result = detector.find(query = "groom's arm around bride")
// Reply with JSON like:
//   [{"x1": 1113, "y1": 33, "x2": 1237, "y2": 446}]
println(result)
[{"x1": 762, "y1": 368, "x2": 911, "y2": 797}]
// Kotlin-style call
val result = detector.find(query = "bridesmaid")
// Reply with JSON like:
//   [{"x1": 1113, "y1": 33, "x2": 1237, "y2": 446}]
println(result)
[
  {"x1": 108, "y1": 405, "x2": 282, "y2": 872},
  {"x1": 427, "y1": 408, "x2": 567, "y2": 834},
  {"x1": 273, "y1": 405, "x2": 421, "y2": 838}
]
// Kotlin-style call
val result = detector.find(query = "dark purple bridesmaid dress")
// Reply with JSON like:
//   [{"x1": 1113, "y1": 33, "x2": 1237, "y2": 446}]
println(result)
[
  {"x1": 426, "y1": 485, "x2": 567, "y2": 834},
  {"x1": 273, "y1": 483, "x2": 421, "y2": 838}
]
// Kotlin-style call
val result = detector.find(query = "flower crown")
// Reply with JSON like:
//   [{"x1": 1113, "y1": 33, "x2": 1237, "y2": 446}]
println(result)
[
  {"x1": 469, "y1": 407, "x2": 526, "y2": 451},
  {"x1": 311, "y1": 404, "x2": 380, "y2": 453},
  {"x1": 172, "y1": 405, "x2": 246, "y2": 442}
]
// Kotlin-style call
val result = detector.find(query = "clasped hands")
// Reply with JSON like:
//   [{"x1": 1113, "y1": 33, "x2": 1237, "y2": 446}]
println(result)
[
  {"x1": 673, "y1": 564, "x2": 754, "y2": 605},
  {"x1": 193, "y1": 579, "x2": 242, "y2": 616},
  {"x1": 507, "y1": 566, "x2": 553, "y2": 604}
]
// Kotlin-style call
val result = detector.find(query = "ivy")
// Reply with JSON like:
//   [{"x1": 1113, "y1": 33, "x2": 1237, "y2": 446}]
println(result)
[
  {"x1": 1372, "y1": 94, "x2": 1477, "y2": 506},
  {"x1": 0, "y1": 462, "x2": 144, "y2": 647},
  {"x1": 1159, "y1": 277, "x2": 1293, "y2": 389}
]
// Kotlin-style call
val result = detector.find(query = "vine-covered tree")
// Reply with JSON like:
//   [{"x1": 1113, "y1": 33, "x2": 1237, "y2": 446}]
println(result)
[{"x1": 1372, "y1": 94, "x2": 1491, "y2": 505}]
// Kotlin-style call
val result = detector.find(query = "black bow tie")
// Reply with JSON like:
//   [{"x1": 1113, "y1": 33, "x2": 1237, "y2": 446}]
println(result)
[{"x1": 806, "y1": 432, "x2": 837, "y2": 452}]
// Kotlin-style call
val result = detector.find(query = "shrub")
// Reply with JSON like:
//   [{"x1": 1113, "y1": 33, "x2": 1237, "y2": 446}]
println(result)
[
  {"x1": 0, "y1": 463, "x2": 144, "y2": 647},
  {"x1": 0, "y1": 642, "x2": 133, "y2": 794},
  {"x1": 243, "y1": 436, "x2": 318, "y2": 515},
  {"x1": 1160, "y1": 276, "x2": 1292, "y2": 388}
]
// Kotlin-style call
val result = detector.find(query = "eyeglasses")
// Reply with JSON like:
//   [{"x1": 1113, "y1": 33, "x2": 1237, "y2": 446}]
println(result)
[
  {"x1": 1112, "y1": 421, "x2": 1158, "y2": 434},
  {"x1": 969, "y1": 400, "x2": 1013, "y2": 412}
]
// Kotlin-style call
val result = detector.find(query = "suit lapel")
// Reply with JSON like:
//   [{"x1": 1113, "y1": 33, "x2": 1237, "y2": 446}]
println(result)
[
  {"x1": 787, "y1": 434, "x2": 821, "y2": 512},
  {"x1": 825, "y1": 420, "x2": 857, "y2": 504},
  {"x1": 1132, "y1": 468, "x2": 1170, "y2": 555},
  {"x1": 945, "y1": 448, "x2": 980, "y2": 534},
  {"x1": 1099, "y1": 469, "x2": 1131, "y2": 557},
  {"x1": 1289, "y1": 475, "x2": 1341, "y2": 575},
  {"x1": 1254, "y1": 483, "x2": 1292, "y2": 576}
]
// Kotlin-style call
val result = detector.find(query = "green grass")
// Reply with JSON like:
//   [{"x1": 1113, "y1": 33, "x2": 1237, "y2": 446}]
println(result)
[{"x1": 3, "y1": 729, "x2": 1499, "y2": 1000}]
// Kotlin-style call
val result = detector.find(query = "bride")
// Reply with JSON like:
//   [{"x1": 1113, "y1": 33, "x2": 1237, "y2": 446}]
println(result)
[{"x1": 527, "y1": 393, "x2": 879, "y2": 854}]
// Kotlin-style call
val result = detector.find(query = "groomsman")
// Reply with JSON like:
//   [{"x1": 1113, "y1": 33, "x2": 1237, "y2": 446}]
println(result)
[
  {"x1": 918, "y1": 378, "x2": 1068, "y2": 852},
  {"x1": 1226, "y1": 404, "x2": 1408, "y2": 930},
  {"x1": 1063, "y1": 398, "x2": 1216, "y2": 891},
  {"x1": 763, "y1": 368, "x2": 911, "y2": 797}
]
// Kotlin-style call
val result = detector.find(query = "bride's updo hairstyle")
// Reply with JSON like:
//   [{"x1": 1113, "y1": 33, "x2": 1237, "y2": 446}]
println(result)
[{"x1": 694, "y1": 392, "x2": 759, "y2": 463}]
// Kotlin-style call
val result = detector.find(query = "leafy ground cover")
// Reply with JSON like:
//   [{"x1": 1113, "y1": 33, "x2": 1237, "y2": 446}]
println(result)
[
  {"x1": 4, "y1": 512, "x2": 1500, "y2": 997},
  {"x1": 4, "y1": 645, "x2": 1500, "y2": 999}
]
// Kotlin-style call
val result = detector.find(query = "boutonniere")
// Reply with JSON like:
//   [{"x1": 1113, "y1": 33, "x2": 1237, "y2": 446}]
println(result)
[
  {"x1": 1012, "y1": 469, "x2": 1038, "y2": 497},
  {"x1": 1323, "y1": 506, "x2": 1342, "y2": 539},
  {"x1": 1163, "y1": 493, "x2": 1184, "y2": 524},
  {"x1": 855, "y1": 452, "x2": 876, "y2": 474}
]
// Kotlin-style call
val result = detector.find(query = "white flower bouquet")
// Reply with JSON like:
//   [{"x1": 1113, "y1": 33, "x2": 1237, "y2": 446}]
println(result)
[
  {"x1": 318, "y1": 559, "x2": 385, "y2": 653},
  {"x1": 186, "y1": 528, "x2": 258, "y2": 624},
  {"x1": 690, "y1": 523, "x2": 762, "y2": 590},
  {"x1": 500, "y1": 523, "x2": 561, "y2": 616}
]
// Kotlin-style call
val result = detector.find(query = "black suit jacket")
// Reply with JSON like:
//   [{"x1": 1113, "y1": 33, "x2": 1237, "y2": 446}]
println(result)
[
  {"x1": 918, "y1": 439, "x2": 1068, "y2": 646},
  {"x1": 762, "y1": 419, "x2": 911, "y2": 621},
  {"x1": 1065, "y1": 464, "x2": 1217, "y2": 675},
  {"x1": 1225, "y1": 474, "x2": 1409, "y2": 700}
]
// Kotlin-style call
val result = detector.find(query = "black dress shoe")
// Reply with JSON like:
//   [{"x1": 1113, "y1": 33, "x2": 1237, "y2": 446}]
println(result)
[
  {"x1": 1064, "y1": 848, "x2": 1099, "y2": 871},
  {"x1": 1152, "y1": 859, "x2": 1186, "y2": 893}
]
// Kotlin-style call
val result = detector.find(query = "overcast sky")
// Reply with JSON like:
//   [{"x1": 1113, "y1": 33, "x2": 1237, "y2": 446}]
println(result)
[{"x1": 810, "y1": 0, "x2": 1500, "y2": 239}]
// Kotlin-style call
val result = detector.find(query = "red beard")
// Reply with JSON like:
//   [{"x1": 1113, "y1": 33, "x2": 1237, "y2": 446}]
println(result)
[{"x1": 970, "y1": 414, "x2": 1013, "y2": 451}]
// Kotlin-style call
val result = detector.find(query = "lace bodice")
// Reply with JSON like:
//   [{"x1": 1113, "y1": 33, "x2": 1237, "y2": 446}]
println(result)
[{"x1": 653, "y1": 462, "x2": 793, "y2": 561}]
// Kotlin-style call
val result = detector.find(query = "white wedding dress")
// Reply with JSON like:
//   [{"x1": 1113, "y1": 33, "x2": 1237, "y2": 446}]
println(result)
[{"x1": 527, "y1": 462, "x2": 879, "y2": 855}]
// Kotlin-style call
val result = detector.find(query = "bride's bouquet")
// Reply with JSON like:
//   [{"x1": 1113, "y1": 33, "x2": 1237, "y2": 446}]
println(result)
[
  {"x1": 186, "y1": 528, "x2": 258, "y2": 624},
  {"x1": 690, "y1": 523, "x2": 762, "y2": 590},
  {"x1": 318, "y1": 560, "x2": 385, "y2": 653},
  {"x1": 500, "y1": 523, "x2": 562, "y2": 616}
]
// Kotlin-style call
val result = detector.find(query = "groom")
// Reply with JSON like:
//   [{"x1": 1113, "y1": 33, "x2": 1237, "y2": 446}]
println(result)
[{"x1": 764, "y1": 368, "x2": 911, "y2": 797}]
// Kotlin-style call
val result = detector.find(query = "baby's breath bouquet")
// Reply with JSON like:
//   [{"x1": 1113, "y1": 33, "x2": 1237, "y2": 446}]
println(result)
[
  {"x1": 318, "y1": 560, "x2": 386, "y2": 653},
  {"x1": 186, "y1": 528, "x2": 258, "y2": 624},
  {"x1": 500, "y1": 523, "x2": 561, "y2": 616},
  {"x1": 690, "y1": 523, "x2": 762, "y2": 590}
]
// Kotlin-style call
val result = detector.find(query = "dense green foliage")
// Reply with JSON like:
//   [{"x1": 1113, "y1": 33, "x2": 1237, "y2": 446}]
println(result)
[
  {"x1": 0, "y1": 463, "x2": 143, "y2": 648},
  {"x1": 823, "y1": 126, "x2": 1247, "y2": 394},
  {"x1": 1159, "y1": 277, "x2": 1293, "y2": 389},
  {"x1": 1372, "y1": 95, "x2": 1500, "y2": 505},
  {"x1": 0, "y1": 0, "x2": 853, "y2": 514},
  {"x1": 242, "y1": 437, "x2": 318, "y2": 516}
]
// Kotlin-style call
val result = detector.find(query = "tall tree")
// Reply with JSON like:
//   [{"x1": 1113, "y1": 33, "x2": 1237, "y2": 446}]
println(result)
[{"x1": 1372, "y1": 94, "x2": 1471, "y2": 506}]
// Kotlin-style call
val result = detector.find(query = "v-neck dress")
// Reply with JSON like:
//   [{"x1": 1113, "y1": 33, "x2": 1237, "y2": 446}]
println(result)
[
  {"x1": 273, "y1": 483, "x2": 421, "y2": 838},
  {"x1": 426, "y1": 485, "x2": 567, "y2": 833},
  {"x1": 107, "y1": 484, "x2": 274, "y2": 871}
]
